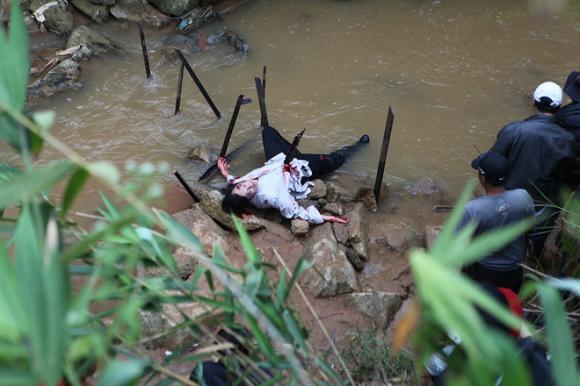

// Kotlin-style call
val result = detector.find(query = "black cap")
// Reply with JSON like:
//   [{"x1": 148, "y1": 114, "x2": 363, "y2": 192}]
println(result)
[
  {"x1": 471, "y1": 151, "x2": 509, "y2": 186},
  {"x1": 564, "y1": 70, "x2": 580, "y2": 102}
]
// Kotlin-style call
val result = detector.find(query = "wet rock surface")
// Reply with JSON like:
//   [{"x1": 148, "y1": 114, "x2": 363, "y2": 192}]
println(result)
[
  {"x1": 66, "y1": 26, "x2": 122, "y2": 56},
  {"x1": 424, "y1": 225, "x2": 443, "y2": 250},
  {"x1": 189, "y1": 143, "x2": 217, "y2": 163},
  {"x1": 383, "y1": 221, "x2": 416, "y2": 252},
  {"x1": 350, "y1": 291, "x2": 403, "y2": 329},
  {"x1": 28, "y1": 58, "x2": 82, "y2": 97},
  {"x1": 345, "y1": 202, "x2": 368, "y2": 261},
  {"x1": 149, "y1": 0, "x2": 199, "y2": 16},
  {"x1": 110, "y1": 0, "x2": 171, "y2": 28},
  {"x1": 71, "y1": 0, "x2": 110, "y2": 23},
  {"x1": 301, "y1": 223, "x2": 359, "y2": 298},
  {"x1": 309, "y1": 179, "x2": 327, "y2": 199},
  {"x1": 175, "y1": 205, "x2": 229, "y2": 254},
  {"x1": 30, "y1": 0, "x2": 74, "y2": 34},
  {"x1": 404, "y1": 176, "x2": 442, "y2": 197}
]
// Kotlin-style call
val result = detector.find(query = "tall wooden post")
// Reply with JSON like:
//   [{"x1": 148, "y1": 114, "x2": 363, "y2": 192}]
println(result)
[
  {"x1": 373, "y1": 106, "x2": 395, "y2": 204},
  {"x1": 138, "y1": 24, "x2": 151, "y2": 79}
]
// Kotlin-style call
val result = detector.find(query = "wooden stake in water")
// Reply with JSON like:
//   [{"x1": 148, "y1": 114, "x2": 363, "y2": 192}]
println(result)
[
  {"x1": 174, "y1": 62, "x2": 184, "y2": 115},
  {"x1": 174, "y1": 171, "x2": 199, "y2": 202},
  {"x1": 284, "y1": 129, "x2": 305, "y2": 165},
  {"x1": 198, "y1": 96, "x2": 252, "y2": 181},
  {"x1": 255, "y1": 77, "x2": 269, "y2": 128},
  {"x1": 175, "y1": 49, "x2": 221, "y2": 119},
  {"x1": 373, "y1": 106, "x2": 395, "y2": 204},
  {"x1": 262, "y1": 65, "x2": 267, "y2": 95},
  {"x1": 138, "y1": 24, "x2": 151, "y2": 79}
]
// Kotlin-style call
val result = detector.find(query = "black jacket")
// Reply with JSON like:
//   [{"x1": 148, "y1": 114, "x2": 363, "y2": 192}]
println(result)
[
  {"x1": 490, "y1": 114, "x2": 575, "y2": 204},
  {"x1": 556, "y1": 102, "x2": 580, "y2": 190}
]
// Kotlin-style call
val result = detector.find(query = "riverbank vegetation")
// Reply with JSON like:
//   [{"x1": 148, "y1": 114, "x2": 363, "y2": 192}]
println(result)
[{"x1": 1, "y1": 1, "x2": 578, "y2": 385}]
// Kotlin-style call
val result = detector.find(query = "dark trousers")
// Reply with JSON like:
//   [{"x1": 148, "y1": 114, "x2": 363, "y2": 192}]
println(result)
[
  {"x1": 261, "y1": 125, "x2": 361, "y2": 178},
  {"x1": 462, "y1": 263, "x2": 523, "y2": 293},
  {"x1": 529, "y1": 206, "x2": 559, "y2": 259}
]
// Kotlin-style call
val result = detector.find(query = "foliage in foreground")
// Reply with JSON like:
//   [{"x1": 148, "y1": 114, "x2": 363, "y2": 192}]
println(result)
[{"x1": 0, "y1": 2, "x2": 347, "y2": 385}]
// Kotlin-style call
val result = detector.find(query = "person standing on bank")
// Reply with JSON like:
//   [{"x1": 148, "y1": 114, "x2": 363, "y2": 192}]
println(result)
[
  {"x1": 458, "y1": 152, "x2": 535, "y2": 293},
  {"x1": 218, "y1": 125, "x2": 370, "y2": 225},
  {"x1": 487, "y1": 81, "x2": 575, "y2": 257},
  {"x1": 556, "y1": 70, "x2": 580, "y2": 192}
]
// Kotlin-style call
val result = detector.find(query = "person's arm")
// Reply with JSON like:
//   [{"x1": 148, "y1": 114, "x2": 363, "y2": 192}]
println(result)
[
  {"x1": 273, "y1": 194, "x2": 347, "y2": 224},
  {"x1": 217, "y1": 157, "x2": 237, "y2": 183}
]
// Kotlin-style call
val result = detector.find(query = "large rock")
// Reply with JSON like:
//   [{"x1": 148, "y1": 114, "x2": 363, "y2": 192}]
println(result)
[
  {"x1": 350, "y1": 292, "x2": 403, "y2": 329},
  {"x1": 190, "y1": 184, "x2": 265, "y2": 232},
  {"x1": 66, "y1": 26, "x2": 122, "y2": 55},
  {"x1": 189, "y1": 143, "x2": 216, "y2": 163},
  {"x1": 404, "y1": 177, "x2": 441, "y2": 197},
  {"x1": 345, "y1": 203, "x2": 368, "y2": 261},
  {"x1": 344, "y1": 246, "x2": 365, "y2": 271},
  {"x1": 30, "y1": 0, "x2": 73, "y2": 34},
  {"x1": 148, "y1": 0, "x2": 199, "y2": 16},
  {"x1": 300, "y1": 223, "x2": 359, "y2": 298},
  {"x1": 71, "y1": 0, "x2": 109, "y2": 23},
  {"x1": 384, "y1": 221, "x2": 416, "y2": 252},
  {"x1": 174, "y1": 205, "x2": 229, "y2": 254},
  {"x1": 354, "y1": 185, "x2": 377, "y2": 212},
  {"x1": 309, "y1": 179, "x2": 327, "y2": 199},
  {"x1": 145, "y1": 244, "x2": 198, "y2": 280},
  {"x1": 110, "y1": 0, "x2": 171, "y2": 28},
  {"x1": 322, "y1": 202, "x2": 343, "y2": 216},
  {"x1": 424, "y1": 225, "x2": 443, "y2": 250},
  {"x1": 27, "y1": 59, "x2": 81, "y2": 97}
]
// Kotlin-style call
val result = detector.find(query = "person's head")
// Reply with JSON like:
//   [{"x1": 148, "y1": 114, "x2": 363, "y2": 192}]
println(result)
[
  {"x1": 470, "y1": 151, "x2": 509, "y2": 190},
  {"x1": 533, "y1": 81, "x2": 562, "y2": 113},
  {"x1": 221, "y1": 179, "x2": 258, "y2": 215},
  {"x1": 563, "y1": 70, "x2": 580, "y2": 102}
]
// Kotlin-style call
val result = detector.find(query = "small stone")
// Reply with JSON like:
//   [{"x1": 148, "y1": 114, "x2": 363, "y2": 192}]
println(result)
[
  {"x1": 326, "y1": 181, "x2": 354, "y2": 202},
  {"x1": 404, "y1": 177, "x2": 441, "y2": 197},
  {"x1": 323, "y1": 202, "x2": 343, "y2": 216},
  {"x1": 354, "y1": 185, "x2": 377, "y2": 212},
  {"x1": 189, "y1": 143, "x2": 216, "y2": 163},
  {"x1": 148, "y1": 0, "x2": 199, "y2": 16},
  {"x1": 66, "y1": 26, "x2": 122, "y2": 55},
  {"x1": 71, "y1": 44, "x2": 93, "y2": 62},
  {"x1": 71, "y1": 0, "x2": 109, "y2": 23},
  {"x1": 332, "y1": 222, "x2": 348, "y2": 245},
  {"x1": 384, "y1": 222, "x2": 415, "y2": 252},
  {"x1": 424, "y1": 225, "x2": 443, "y2": 250},
  {"x1": 27, "y1": 59, "x2": 82, "y2": 97},
  {"x1": 291, "y1": 219, "x2": 309, "y2": 236},
  {"x1": 309, "y1": 179, "x2": 327, "y2": 199},
  {"x1": 110, "y1": 0, "x2": 171, "y2": 29},
  {"x1": 346, "y1": 203, "x2": 368, "y2": 261}
]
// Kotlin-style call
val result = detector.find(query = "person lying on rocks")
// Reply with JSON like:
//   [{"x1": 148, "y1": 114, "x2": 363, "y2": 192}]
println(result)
[{"x1": 218, "y1": 125, "x2": 369, "y2": 224}]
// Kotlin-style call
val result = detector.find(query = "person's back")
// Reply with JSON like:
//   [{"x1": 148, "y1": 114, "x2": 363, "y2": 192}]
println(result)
[
  {"x1": 555, "y1": 71, "x2": 580, "y2": 191},
  {"x1": 459, "y1": 189, "x2": 534, "y2": 270},
  {"x1": 492, "y1": 116, "x2": 574, "y2": 202},
  {"x1": 490, "y1": 82, "x2": 574, "y2": 204}
]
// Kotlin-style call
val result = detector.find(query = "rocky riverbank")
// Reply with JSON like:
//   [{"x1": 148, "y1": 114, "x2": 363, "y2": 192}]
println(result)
[{"x1": 17, "y1": 0, "x2": 251, "y2": 98}]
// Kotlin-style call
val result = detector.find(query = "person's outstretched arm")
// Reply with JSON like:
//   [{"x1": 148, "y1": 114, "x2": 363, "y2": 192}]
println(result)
[{"x1": 218, "y1": 157, "x2": 237, "y2": 183}]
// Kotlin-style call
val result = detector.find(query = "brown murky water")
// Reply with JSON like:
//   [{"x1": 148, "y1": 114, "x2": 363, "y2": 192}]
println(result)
[{"x1": 27, "y1": 0, "x2": 580, "y2": 212}]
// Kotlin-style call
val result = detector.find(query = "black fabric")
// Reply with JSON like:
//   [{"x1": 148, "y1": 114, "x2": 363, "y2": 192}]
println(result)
[
  {"x1": 556, "y1": 102, "x2": 580, "y2": 191},
  {"x1": 489, "y1": 114, "x2": 575, "y2": 204},
  {"x1": 518, "y1": 338, "x2": 556, "y2": 386},
  {"x1": 261, "y1": 125, "x2": 357, "y2": 179},
  {"x1": 462, "y1": 263, "x2": 523, "y2": 293}
]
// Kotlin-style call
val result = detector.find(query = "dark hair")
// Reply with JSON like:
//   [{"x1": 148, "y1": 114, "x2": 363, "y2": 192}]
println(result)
[
  {"x1": 534, "y1": 96, "x2": 559, "y2": 113},
  {"x1": 222, "y1": 183, "x2": 252, "y2": 215}
]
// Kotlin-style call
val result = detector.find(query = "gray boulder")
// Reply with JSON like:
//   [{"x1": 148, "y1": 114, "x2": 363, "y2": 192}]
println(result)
[
  {"x1": 28, "y1": 59, "x2": 81, "y2": 97},
  {"x1": 345, "y1": 203, "x2": 368, "y2": 261},
  {"x1": 66, "y1": 26, "x2": 122, "y2": 55},
  {"x1": 174, "y1": 205, "x2": 229, "y2": 254},
  {"x1": 350, "y1": 291, "x2": 403, "y2": 329},
  {"x1": 290, "y1": 219, "x2": 309, "y2": 237},
  {"x1": 344, "y1": 246, "x2": 365, "y2": 271},
  {"x1": 110, "y1": 0, "x2": 171, "y2": 28},
  {"x1": 30, "y1": 0, "x2": 73, "y2": 34},
  {"x1": 190, "y1": 184, "x2": 265, "y2": 232},
  {"x1": 148, "y1": 0, "x2": 199, "y2": 16},
  {"x1": 322, "y1": 202, "x2": 343, "y2": 216},
  {"x1": 326, "y1": 181, "x2": 355, "y2": 202},
  {"x1": 300, "y1": 223, "x2": 359, "y2": 298},
  {"x1": 309, "y1": 179, "x2": 327, "y2": 200},
  {"x1": 71, "y1": 0, "x2": 109, "y2": 23}
]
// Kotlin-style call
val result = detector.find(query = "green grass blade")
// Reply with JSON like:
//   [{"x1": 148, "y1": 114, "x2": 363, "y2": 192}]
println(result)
[
  {"x1": 232, "y1": 215, "x2": 261, "y2": 264},
  {"x1": 96, "y1": 359, "x2": 149, "y2": 386},
  {"x1": 61, "y1": 168, "x2": 89, "y2": 219},
  {"x1": 0, "y1": 161, "x2": 75, "y2": 209},
  {"x1": 538, "y1": 284, "x2": 579, "y2": 386}
]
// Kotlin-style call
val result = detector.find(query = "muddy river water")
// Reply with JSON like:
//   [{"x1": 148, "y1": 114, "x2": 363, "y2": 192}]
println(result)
[{"x1": 29, "y1": 0, "x2": 579, "y2": 212}]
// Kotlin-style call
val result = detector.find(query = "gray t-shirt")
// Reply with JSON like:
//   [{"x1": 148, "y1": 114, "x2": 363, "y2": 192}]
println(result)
[{"x1": 457, "y1": 189, "x2": 534, "y2": 270}]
